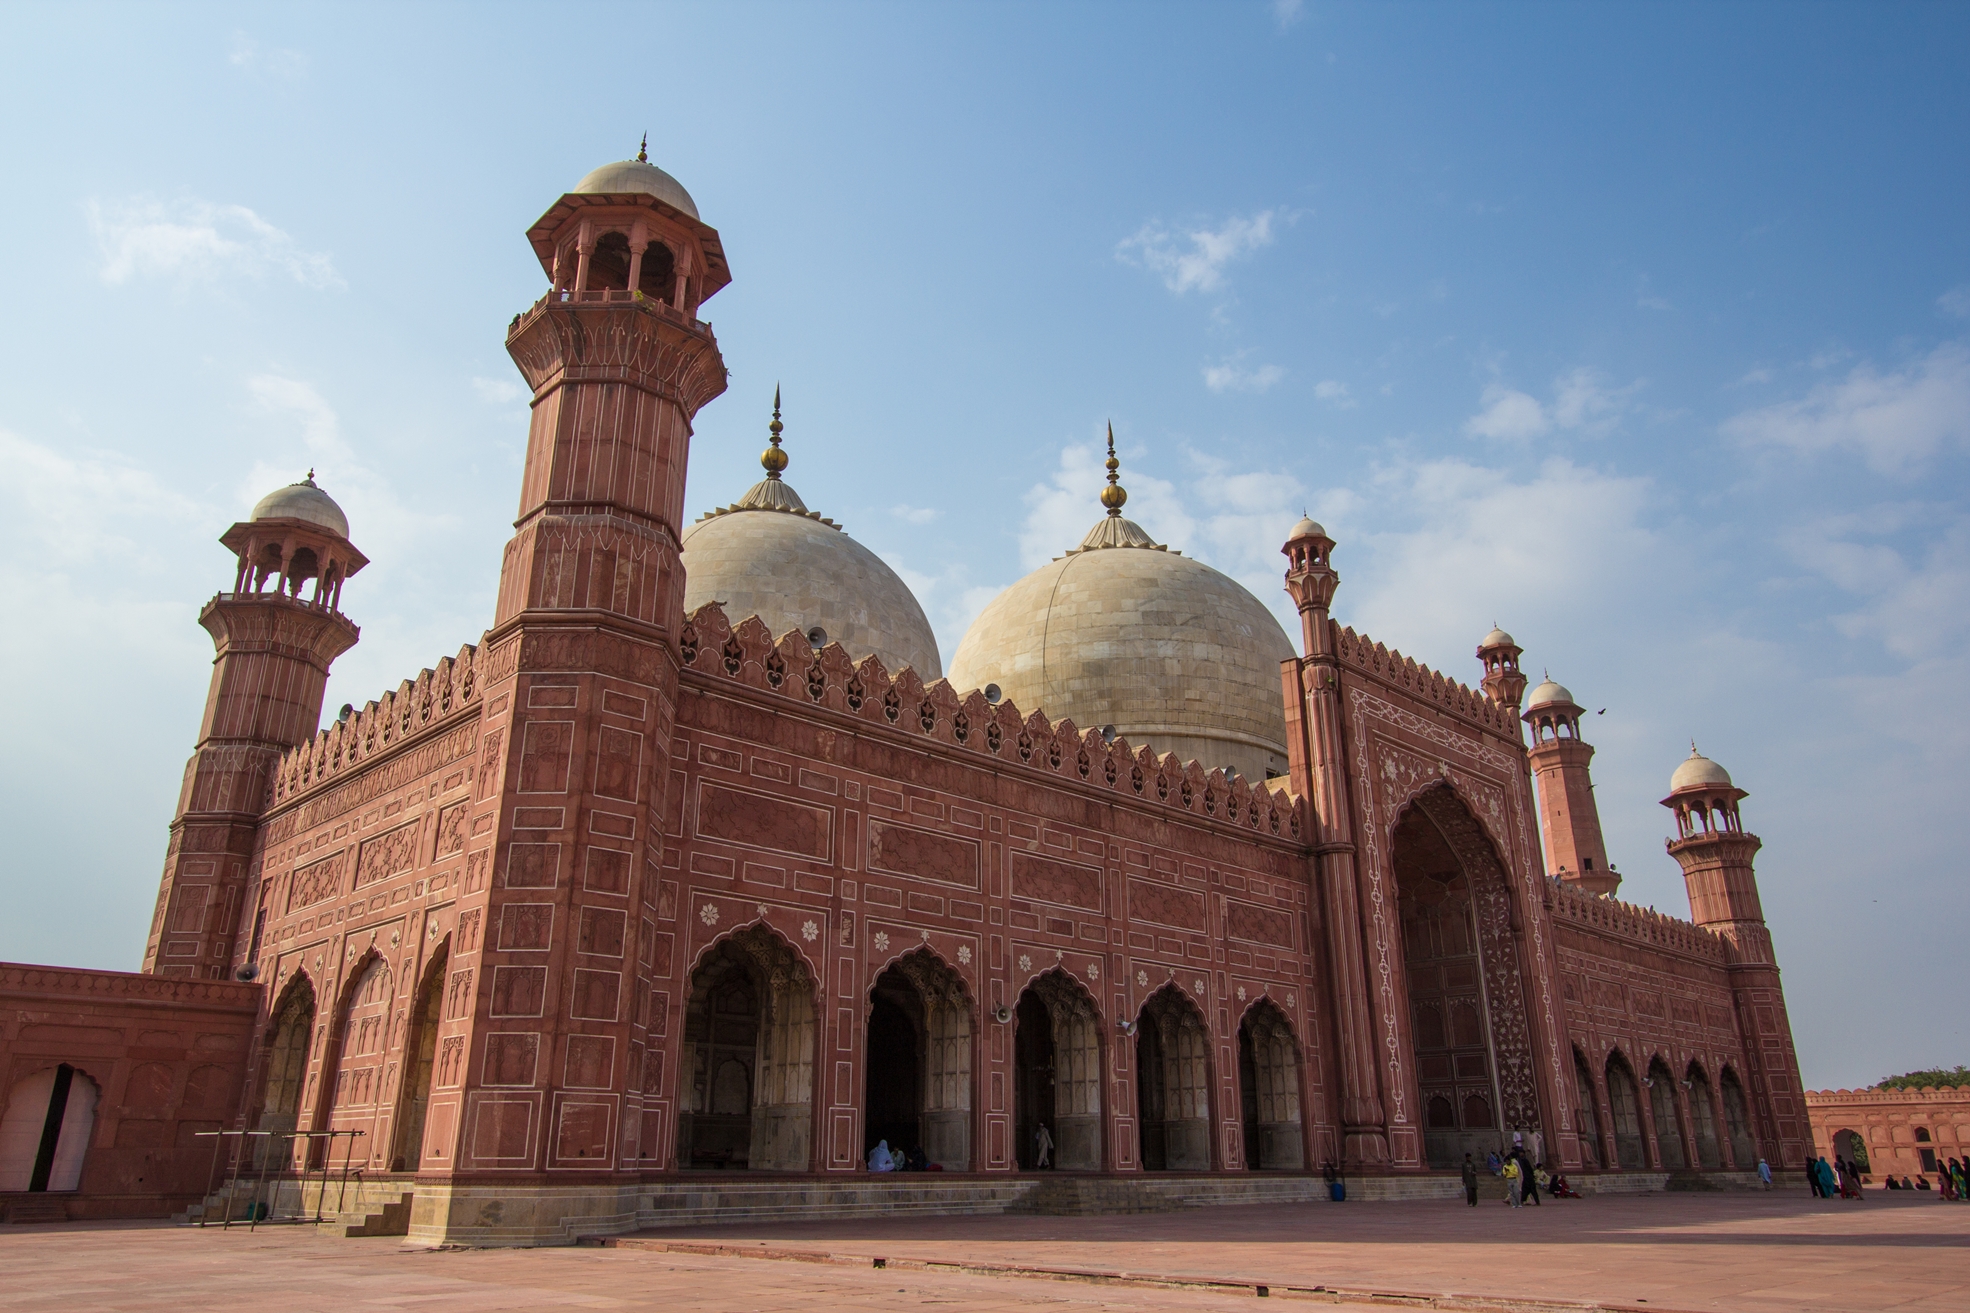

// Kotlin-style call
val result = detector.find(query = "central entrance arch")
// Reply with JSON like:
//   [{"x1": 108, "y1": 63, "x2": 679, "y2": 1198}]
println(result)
[
  {"x1": 1136, "y1": 985, "x2": 1210, "y2": 1171},
  {"x1": 866, "y1": 949, "x2": 973, "y2": 1170},
  {"x1": 1391, "y1": 784, "x2": 1538, "y2": 1169},
  {"x1": 677, "y1": 926, "x2": 816, "y2": 1171},
  {"x1": 1013, "y1": 970, "x2": 1102, "y2": 1171}
]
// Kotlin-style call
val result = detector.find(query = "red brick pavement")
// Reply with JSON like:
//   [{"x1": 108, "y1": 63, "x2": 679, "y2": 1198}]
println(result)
[{"x1": 0, "y1": 1192, "x2": 1962, "y2": 1313}]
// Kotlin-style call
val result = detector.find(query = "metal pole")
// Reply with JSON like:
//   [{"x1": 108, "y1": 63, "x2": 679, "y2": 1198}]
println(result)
[
  {"x1": 313, "y1": 1132, "x2": 331, "y2": 1224},
  {"x1": 248, "y1": 1131, "x2": 280, "y2": 1232},
  {"x1": 221, "y1": 1132, "x2": 262, "y2": 1230}
]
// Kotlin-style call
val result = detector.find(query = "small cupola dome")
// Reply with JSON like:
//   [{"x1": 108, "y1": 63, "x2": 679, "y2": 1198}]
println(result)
[
  {"x1": 1480, "y1": 626, "x2": 1516, "y2": 650},
  {"x1": 1670, "y1": 747, "x2": 1733, "y2": 793},
  {"x1": 1524, "y1": 676, "x2": 1574, "y2": 711},
  {"x1": 251, "y1": 472, "x2": 350, "y2": 539},
  {"x1": 572, "y1": 137, "x2": 700, "y2": 218}
]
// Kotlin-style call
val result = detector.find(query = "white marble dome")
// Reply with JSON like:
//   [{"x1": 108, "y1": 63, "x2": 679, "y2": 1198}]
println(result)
[
  {"x1": 1524, "y1": 677, "x2": 1574, "y2": 710},
  {"x1": 1480, "y1": 626, "x2": 1516, "y2": 650},
  {"x1": 573, "y1": 157, "x2": 699, "y2": 219},
  {"x1": 680, "y1": 472, "x2": 940, "y2": 680},
  {"x1": 947, "y1": 509, "x2": 1295, "y2": 783},
  {"x1": 1670, "y1": 748, "x2": 1733, "y2": 793},
  {"x1": 250, "y1": 475, "x2": 349, "y2": 539}
]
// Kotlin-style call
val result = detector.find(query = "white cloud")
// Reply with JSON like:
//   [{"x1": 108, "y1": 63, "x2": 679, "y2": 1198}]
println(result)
[
  {"x1": 1796, "y1": 511, "x2": 1970, "y2": 661},
  {"x1": 1938, "y1": 285, "x2": 1970, "y2": 319},
  {"x1": 1314, "y1": 379, "x2": 1356, "y2": 408},
  {"x1": 1203, "y1": 360, "x2": 1285, "y2": 393},
  {"x1": 472, "y1": 377, "x2": 526, "y2": 405},
  {"x1": 1464, "y1": 385, "x2": 1549, "y2": 440},
  {"x1": 1272, "y1": 0, "x2": 1305, "y2": 29},
  {"x1": 1465, "y1": 368, "x2": 1640, "y2": 442},
  {"x1": 891, "y1": 504, "x2": 939, "y2": 525},
  {"x1": 1721, "y1": 341, "x2": 1970, "y2": 475},
  {"x1": 229, "y1": 32, "x2": 307, "y2": 80},
  {"x1": 88, "y1": 197, "x2": 341, "y2": 290},
  {"x1": 1117, "y1": 211, "x2": 1276, "y2": 295}
]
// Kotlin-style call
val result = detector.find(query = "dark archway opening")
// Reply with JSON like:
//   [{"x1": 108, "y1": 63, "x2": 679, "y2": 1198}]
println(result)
[
  {"x1": 391, "y1": 943, "x2": 447, "y2": 1172},
  {"x1": 589, "y1": 231, "x2": 633, "y2": 291},
  {"x1": 1573, "y1": 1048, "x2": 1604, "y2": 1169},
  {"x1": 1136, "y1": 986, "x2": 1210, "y2": 1171},
  {"x1": 1605, "y1": 1052, "x2": 1645, "y2": 1168},
  {"x1": 1647, "y1": 1058, "x2": 1687, "y2": 1169},
  {"x1": 1013, "y1": 971, "x2": 1100, "y2": 1171},
  {"x1": 1014, "y1": 990, "x2": 1054, "y2": 1169},
  {"x1": 1834, "y1": 1127, "x2": 1871, "y2": 1175},
  {"x1": 677, "y1": 929, "x2": 816, "y2": 1172},
  {"x1": 1686, "y1": 1063, "x2": 1722, "y2": 1168},
  {"x1": 1237, "y1": 1001, "x2": 1303, "y2": 1170},
  {"x1": 638, "y1": 241, "x2": 675, "y2": 303},
  {"x1": 865, "y1": 968, "x2": 923, "y2": 1160},
  {"x1": 1720, "y1": 1068, "x2": 1756, "y2": 1168}
]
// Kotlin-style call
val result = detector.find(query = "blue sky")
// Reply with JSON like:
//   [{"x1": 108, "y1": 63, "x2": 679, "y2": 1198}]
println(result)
[{"x1": 0, "y1": 2, "x2": 1964, "y2": 1089}]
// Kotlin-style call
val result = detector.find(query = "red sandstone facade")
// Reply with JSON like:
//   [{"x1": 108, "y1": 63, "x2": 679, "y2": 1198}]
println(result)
[
  {"x1": 0, "y1": 160, "x2": 1810, "y2": 1239},
  {"x1": 1805, "y1": 1085, "x2": 1970, "y2": 1185}
]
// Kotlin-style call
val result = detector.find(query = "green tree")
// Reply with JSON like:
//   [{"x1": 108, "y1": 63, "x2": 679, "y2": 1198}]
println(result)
[{"x1": 1876, "y1": 1066, "x2": 1970, "y2": 1090}]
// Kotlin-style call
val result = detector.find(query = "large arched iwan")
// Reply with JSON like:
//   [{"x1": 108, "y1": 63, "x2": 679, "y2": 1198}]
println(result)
[{"x1": 1390, "y1": 783, "x2": 1540, "y2": 1167}]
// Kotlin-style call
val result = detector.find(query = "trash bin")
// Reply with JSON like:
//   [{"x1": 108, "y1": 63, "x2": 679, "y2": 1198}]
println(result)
[{"x1": 1329, "y1": 1180, "x2": 1346, "y2": 1202}]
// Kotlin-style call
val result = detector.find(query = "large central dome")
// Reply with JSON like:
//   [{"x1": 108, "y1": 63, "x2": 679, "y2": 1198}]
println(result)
[
  {"x1": 946, "y1": 436, "x2": 1294, "y2": 782},
  {"x1": 680, "y1": 395, "x2": 940, "y2": 679}
]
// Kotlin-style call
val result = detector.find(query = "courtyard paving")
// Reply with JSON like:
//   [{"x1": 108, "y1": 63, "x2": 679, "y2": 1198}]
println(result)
[{"x1": 0, "y1": 1191, "x2": 1962, "y2": 1313}]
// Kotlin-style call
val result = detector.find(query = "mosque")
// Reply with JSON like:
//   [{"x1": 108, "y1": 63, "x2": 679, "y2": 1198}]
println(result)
[{"x1": 0, "y1": 151, "x2": 1808, "y2": 1240}]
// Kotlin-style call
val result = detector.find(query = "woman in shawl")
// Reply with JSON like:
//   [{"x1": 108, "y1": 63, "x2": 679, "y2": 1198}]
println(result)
[{"x1": 867, "y1": 1140, "x2": 895, "y2": 1172}]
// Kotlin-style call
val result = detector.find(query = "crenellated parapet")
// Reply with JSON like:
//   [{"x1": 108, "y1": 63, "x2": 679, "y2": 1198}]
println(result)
[
  {"x1": 270, "y1": 636, "x2": 497, "y2": 807},
  {"x1": 1547, "y1": 877, "x2": 1727, "y2": 964},
  {"x1": 681, "y1": 603, "x2": 1308, "y2": 845},
  {"x1": 1334, "y1": 625, "x2": 1518, "y2": 736}
]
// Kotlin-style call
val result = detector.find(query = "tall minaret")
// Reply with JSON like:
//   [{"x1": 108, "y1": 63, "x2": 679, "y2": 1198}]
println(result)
[
  {"x1": 145, "y1": 476, "x2": 367, "y2": 977},
  {"x1": 1661, "y1": 749, "x2": 1807, "y2": 1167},
  {"x1": 1281, "y1": 516, "x2": 1390, "y2": 1169},
  {"x1": 1476, "y1": 625, "x2": 1527, "y2": 714},
  {"x1": 1521, "y1": 674, "x2": 1617, "y2": 896},
  {"x1": 460, "y1": 146, "x2": 730, "y2": 1173}
]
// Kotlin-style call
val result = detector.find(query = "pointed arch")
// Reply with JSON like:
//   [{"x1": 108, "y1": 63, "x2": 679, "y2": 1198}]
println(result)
[
  {"x1": 1684, "y1": 1058, "x2": 1722, "y2": 1168},
  {"x1": 1392, "y1": 783, "x2": 1539, "y2": 1167},
  {"x1": 866, "y1": 947, "x2": 974, "y2": 1170},
  {"x1": 1014, "y1": 967, "x2": 1103, "y2": 1171},
  {"x1": 1645, "y1": 1055, "x2": 1686, "y2": 1169},
  {"x1": 391, "y1": 939, "x2": 449, "y2": 1171},
  {"x1": 1571, "y1": 1046, "x2": 1604, "y2": 1169},
  {"x1": 1718, "y1": 1064, "x2": 1756, "y2": 1168},
  {"x1": 678, "y1": 923, "x2": 817, "y2": 1172},
  {"x1": 313, "y1": 950, "x2": 394, "y2": 1169},
  {"x1": 1237, "y1": 997, "x2": 1303, "y2": 1170},
  {"x1": 1136, "y1": 982, "x2": 1211, "y2": 1171},
  {"x1": 1604, "y1": 1048, "x2": 1645, "y2": 1168},
  {"x1": 257, "y1": 969, "x2": 317, "y2": 1138}
]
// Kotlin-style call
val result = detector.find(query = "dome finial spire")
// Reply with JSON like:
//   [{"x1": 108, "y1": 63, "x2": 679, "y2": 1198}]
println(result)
[
  {"x1": 637, "y1": 132, "x2": 648, "y2": 163},
  {"x1": 1099, "y1": 421, "x2": 1127, "y2": 517},
  {"x1": 761, "y1": 385, "x2": 788, "y2": 481}
]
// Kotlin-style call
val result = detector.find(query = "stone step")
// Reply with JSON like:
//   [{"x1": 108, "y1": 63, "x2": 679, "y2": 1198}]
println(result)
[
  {"x1": 345, "y1": 1192, "x2": 415, "y2": 1237},
  {"x1": 4, "y1": 1196, "x2": 69, "y2": 1224}
]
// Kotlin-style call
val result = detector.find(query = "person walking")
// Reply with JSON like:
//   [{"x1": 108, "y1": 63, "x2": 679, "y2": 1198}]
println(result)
[
  {"x1": 1503, "y1": 1154, "x2": 1523, "y2": 1208},
  {"x1": 1033, "y1": 1122, "x2": 1054, "y2": 1169},
  {"x1": 1757, "y1": 1157, "x2": 1772, "y2": 1189},
  {"x1": 1521, "y1": 1151, "x2": 1541, "y2": 1206},
  {"x1": 1462, "y1": 1152, "x2": 1480, "y2": 1207}
]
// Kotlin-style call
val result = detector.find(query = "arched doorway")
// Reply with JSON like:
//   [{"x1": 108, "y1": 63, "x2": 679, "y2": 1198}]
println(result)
[
  {"x1": 865, "y1": 950, "x2": 972, "y2": 1170},
  {"x1": 1605, "y1": 1052, "x2": 1644, "y2": 1168},
  {"x1": 677, "y1": 927, "x2": 816, "y2": 1171},
  {"x1": 1686, "y1": 1063, "x2": 1722, "y2": 1168},
  {"x1": 0, "y1": 1065, "x2": 99, "y2": 1192},
  {"x1": 1392, "y1": 785, "x2": 1538, "y2": 1169},
  {"x1": 1833, "y1": 1127, "x2": 1871, "y2": 1175},
  {"x1": 391, "y1": 943, "x2": 447, "y2": 1171},
  {"x1": 1136, "y1": 985, "x2": 1210, "y2": 1171},
  {"x1": 1572, "y1": 1048, "x2": 1604, "y2": 1169},
  {"x1": 1237, "y1": 1001, "x2": 1303, "y2": 1170},
  {"x1": 1014, "y1": 970, "x2": 1101, "y2": 1171},
  {"x1": 256, "y1": 973, "x2": 315, "y2": 1170},
  {"x1": 1646, "y1": 1057, "x2": 1686, "y2": 1169},
  {"x1": 1720, "y1": 1067, "x2": 1756, "y2": 1168}
]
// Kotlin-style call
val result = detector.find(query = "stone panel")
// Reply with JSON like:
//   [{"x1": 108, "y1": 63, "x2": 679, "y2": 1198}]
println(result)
[
  {"x1": 1011, "y1": 851, "x2": 1103, "y2": 911},
  {"x1": 868, "y1": 819, "x2": 979, "y2": 888}
]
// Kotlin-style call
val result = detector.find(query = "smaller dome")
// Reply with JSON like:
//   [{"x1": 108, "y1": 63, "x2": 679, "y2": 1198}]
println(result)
[
  {"x1": 251, "y1": 475, "x2": 349, "y2": 539},
  {"x1": 1670, "y1": 748, "x2": 1733, "y2": 792},
  {"x1": 573, "y1": 157, "x2": 699, "y2": 219},
  {"x1": 1480, "y1": 626, "x2": 1516, "y2": 650},
  {"x1": 1524, "y1": 677, "x2": 1573, "y2": 710},
  {"x1": 1287, "y1": 516, "x2": 1327, "y2": 541}
]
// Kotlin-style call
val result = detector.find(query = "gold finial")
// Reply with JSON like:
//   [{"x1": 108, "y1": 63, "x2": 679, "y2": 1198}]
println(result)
[
  {"x1": 1099, "y1": 421, "x2": 1127, "y2": 516},
  {"x1": 637, "y1": 133, "x2": 648, "y2": 164},
  {"x1": 760, "y1": 384, "x2": 788, "y2": 479},
  {"x1": 305, "y1": 468, "x2": 316, "y2": 484}
]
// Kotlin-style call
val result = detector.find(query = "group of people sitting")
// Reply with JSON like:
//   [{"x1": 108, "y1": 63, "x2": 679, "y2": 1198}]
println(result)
[
  {"x1": 865, "y1": 1140, "x2": 941, "y2": 1172},
  {"x1": 1466, "y1": 1149, "x2": 1578, "y2": 1205},
  {"x1": 1879, "y1": 1155, "x2": 1970, "y2": 1199}
]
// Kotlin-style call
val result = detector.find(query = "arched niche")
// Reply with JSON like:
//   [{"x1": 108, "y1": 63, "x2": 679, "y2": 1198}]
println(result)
[
  {"x1": 1237, "y1": 999, "x2": 1303, "y2": 1170},
  {"x1": 1572, "y1": 1047, "x2": 1604, "y2": 1169},
  {"x1": 0, "y1": 1064, "x2": 99, "y2": 1192},
  {"x1": 1391, "y1": 783, "x2": 1539, "y2": 1168},
  {"x1": 1605, "y1": 1050, "x2": 1646, "y2": 1168},
  {"x1": 1014, "y1": 969, "x2": 1102, "y2": 1171},
  {"x1": 391, "y1": 942, "x2": 448, "y2": 1171},
  {"x1": 1686, "y1": 1061, "x2": 1722, "y2": 1168},
  {"x1": 1646, "y1": 1057, "x2": 1687, "y2": 1169},
  {"x1": 866, "y1": 948, "x2": 973, "y2": 1170},
  {"x1": 677, "y1": 926, "x2": 816, "y2": 1172},
  {"x1": 1137, "y1": 984, "x2": 1210, "y2": 1171},
  {"x1": 1719, "y1": 1067, "x2": 1757, "y2": 1168}
]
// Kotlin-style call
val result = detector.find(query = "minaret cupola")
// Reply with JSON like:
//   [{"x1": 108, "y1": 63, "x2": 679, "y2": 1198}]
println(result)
[{"x1": 1476, "y1": 625, "x2": 1527, "y2": 712}]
